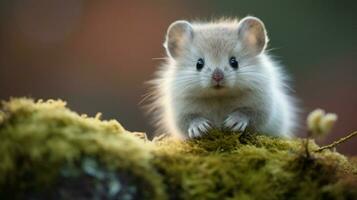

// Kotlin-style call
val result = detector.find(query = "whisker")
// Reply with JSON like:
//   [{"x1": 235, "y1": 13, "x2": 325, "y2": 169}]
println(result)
[
  {"x1": 236, "y1": 73, "x2": 270, "y2": 79},
  {"x1": 265, "y1": 47, "x2": 282, "y2": 53}
]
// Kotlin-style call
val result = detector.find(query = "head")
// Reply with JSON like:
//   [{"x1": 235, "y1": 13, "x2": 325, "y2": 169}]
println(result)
[{"x1": 164, "y1": 16, "x2": 270, "y2": 97}]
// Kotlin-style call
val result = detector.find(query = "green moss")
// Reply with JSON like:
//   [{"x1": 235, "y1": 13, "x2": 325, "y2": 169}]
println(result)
[
  {"x1": 0, "y1": 98, "x2": 166, "y2": 199},
  {"x1": 153, "y1": 131, "x2": 357, "y2": 200},
  {"x1": 0, "y1": 98, "x2": 356, "y2": 199}
]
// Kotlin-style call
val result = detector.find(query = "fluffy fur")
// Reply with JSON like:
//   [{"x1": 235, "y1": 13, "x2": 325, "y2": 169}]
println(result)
[{"x1": 146, "y1": 17, "x2": 298, "y2": 139}]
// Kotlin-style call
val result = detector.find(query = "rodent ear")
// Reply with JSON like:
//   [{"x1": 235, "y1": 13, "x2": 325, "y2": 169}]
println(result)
[
  {"x1": 164, "y1": 20, "x2": 193, "y2": 58},
  {"x1": 237, "y1": 16, "x2": 268, "y2": 56}
]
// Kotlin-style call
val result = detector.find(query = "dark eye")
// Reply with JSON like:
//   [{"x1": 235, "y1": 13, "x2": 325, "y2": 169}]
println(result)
[
  {"x1": 196, "y1": 58, "x2": 204, "y2": 71},
  {"x1": 229, "y1": 57, "x2": 239, "y2": 69}
]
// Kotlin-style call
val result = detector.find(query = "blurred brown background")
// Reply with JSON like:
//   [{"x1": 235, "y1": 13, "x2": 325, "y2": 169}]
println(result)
[{"x1": 0, "y1": 0, "x2": 356, "y2": 155}]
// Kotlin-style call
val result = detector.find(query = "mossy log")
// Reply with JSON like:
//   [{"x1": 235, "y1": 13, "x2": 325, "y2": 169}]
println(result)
[{"x1": 0, "y1": 98, "x2": 356, "y2": 200}]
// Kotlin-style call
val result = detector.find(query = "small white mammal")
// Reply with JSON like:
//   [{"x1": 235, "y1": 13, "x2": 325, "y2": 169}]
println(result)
[{"x1": 147, "y1": 16, "x2": 298, "y2": 139}]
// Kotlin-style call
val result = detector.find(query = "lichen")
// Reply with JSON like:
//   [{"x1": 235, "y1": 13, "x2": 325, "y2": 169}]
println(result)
[{"x1": 0, "y1": 98, "x2": 356, "y2": 200}]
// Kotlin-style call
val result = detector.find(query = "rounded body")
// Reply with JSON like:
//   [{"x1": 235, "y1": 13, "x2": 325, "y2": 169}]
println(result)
[{"x1": 147, "y1": 17, "x2": 298, "y2": 139}]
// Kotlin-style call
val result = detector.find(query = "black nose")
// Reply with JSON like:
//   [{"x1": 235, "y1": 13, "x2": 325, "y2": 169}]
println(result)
[{"x1": 212, "y1": 69, "x2": 224, "y2": 82}]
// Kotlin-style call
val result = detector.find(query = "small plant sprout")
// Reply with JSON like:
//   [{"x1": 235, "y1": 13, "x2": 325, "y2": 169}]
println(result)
[
  {"x1": 305, "y1": 108, "x2": 357, "y2": 154},
  {"x1": 318, "y1": 113, "x2": 338, "y2": 136},
  {"x1": 307, "y1": 109, "x2": 338, "y2": 138},
  {"x1": 304, "y1": 109, "x2": 338, "y2": 158}
]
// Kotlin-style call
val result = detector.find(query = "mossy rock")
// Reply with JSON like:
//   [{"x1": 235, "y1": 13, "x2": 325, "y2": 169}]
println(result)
[
  {"x1": 0, "y1": 98, "x2": 356, "y2": 200},
  {"x1": 0, "y1": 98, "x2": 166, "y2": 199}
]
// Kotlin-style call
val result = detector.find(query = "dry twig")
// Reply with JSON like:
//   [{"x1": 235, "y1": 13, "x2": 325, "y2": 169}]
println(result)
[{"x1": 315, "y1": 131, "x2": 357, "y2": 152}]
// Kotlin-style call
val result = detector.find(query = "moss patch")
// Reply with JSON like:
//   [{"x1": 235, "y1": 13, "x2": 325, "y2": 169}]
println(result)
[
  {"x1": 0, "y1": 98, "x2": 166, "y2": 199},
  {"x1": 153, "y1": 131, "x2": 357, "y2": 200},
  {"x1": 0, "y1": 98, "x2": 356, "y2": 200}
]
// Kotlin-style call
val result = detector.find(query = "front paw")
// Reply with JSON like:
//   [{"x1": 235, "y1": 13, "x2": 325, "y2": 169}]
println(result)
[
  {"x1": 224, "y1": 112, "x2": 249, "y2": 132},
  {"x1": 188, "y1": 118, "x2": 212, "y2": 138}
]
